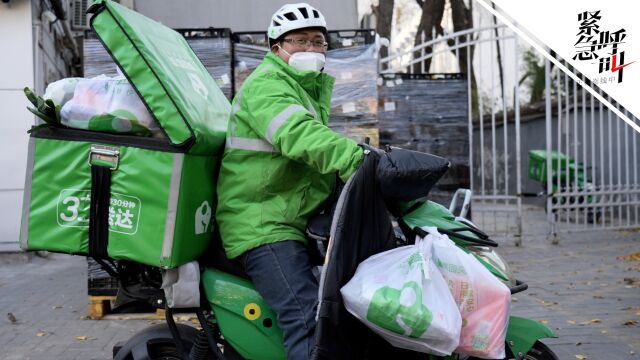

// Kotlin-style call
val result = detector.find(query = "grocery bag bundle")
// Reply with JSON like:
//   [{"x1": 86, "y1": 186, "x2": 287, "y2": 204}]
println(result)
[
  {"x1": 341, "y1": 227, "x2": 510, "y2": 359},
  {"x1": 341, "y1": 234, "x2": 461, "y2": 355},
  {"x1": 44, "y1": 75, "x2": 164, "y2": 137},
  {"x1": 20, "y1": 0, "x2": 230, "y2": 268}
]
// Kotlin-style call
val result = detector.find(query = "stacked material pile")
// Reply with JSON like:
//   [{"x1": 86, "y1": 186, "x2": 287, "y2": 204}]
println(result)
[
  {"x1": 84, "y1": 28, "x2": 234, "y2": 100},
  {"x1": 176, "y1": 28, "x2": 233, "y2": 100},
  {"x1": 378, "y1": 73, "x2": 469, "y2": 205},
  {"x1": 232, "y1": 32, "x2": 270, "y2": 91},
  {"x1": 324, "y1": 30, "x2": 378, "y2": 145}
]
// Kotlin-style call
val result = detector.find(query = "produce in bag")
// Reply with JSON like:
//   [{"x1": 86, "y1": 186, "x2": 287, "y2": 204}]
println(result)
[
  {"x1": 60, "y1": 75, "x2": 163, "y2": 137},
  {"x1": 23, "y1": 87, "x2": 63, "y2": 132},
  {"x1": 421, "y1": 227, "x2": 510, "y2": 359},
  {"x1": 341, "y1": 235, "x2": 461, "y2": 355}
]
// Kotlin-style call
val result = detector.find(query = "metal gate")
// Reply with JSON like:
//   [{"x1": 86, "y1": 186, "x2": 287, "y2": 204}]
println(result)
[
  {"x1": 543, "y1": 59, "x2": 640, "y2": 241},
  {"x1": 380, "y1": 20, "x2": 525, "y2": 243}
]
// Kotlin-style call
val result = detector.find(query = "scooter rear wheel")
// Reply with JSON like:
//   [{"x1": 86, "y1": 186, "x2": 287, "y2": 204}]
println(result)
[
  {"x1": 146, "y1": 343, "x2": 185, "y2": 360},
  {"x1": 113, "y1": 323, "x2": 206, "y2": 360}
]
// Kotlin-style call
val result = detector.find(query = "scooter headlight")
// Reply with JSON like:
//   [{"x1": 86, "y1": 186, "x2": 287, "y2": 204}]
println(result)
[{"x1": 468, "y1": 246, "x2": 516, "y2": 287}]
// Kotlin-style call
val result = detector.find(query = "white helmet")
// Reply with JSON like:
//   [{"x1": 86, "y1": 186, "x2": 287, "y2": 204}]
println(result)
[{"x1": 268, "y1": 3, "x2": 327, "y2": 42}]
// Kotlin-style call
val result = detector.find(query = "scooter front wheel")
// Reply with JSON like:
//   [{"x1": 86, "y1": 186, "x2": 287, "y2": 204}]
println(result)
[{"x1": 523, "y1": 341, "x2": 559, "y2": 360}]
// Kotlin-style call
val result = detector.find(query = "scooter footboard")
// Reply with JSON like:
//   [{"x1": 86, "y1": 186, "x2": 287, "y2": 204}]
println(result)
[{"x1": 506, "y1": 316, "x2": 557, "y2": 358}]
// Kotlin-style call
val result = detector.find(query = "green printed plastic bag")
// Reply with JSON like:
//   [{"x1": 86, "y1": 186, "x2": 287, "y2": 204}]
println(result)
[
  {"x1": 341, "y1": 235, "x2": 462, "y2": 356},
  {"x1": 366, "y1": 281, "x2": 433, "y2": 338}
]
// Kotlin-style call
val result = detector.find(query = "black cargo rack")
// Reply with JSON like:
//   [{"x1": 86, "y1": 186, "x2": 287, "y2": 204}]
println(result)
[
  {"x1": 379, "y1": 73, "x2": 467, "y2": 81},
  {"x1": 174, "y1": 27, "x2": 231, "y2": 39},
  {"x1": 231, "y1": 31, "x2": 270, "y2": 46},
  {"x1": 327, "y1": 29, "x2": 376, "y2": 50}
]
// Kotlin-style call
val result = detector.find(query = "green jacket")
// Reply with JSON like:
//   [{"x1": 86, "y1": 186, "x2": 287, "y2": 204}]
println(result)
[{"x1": 216, "y1": 52, "x2": 364, "y2": 259}]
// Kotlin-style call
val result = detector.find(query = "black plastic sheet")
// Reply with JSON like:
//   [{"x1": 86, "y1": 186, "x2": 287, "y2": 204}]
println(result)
[{"x1": 378, "y1": 74, "x2": 469, "y2": 205}]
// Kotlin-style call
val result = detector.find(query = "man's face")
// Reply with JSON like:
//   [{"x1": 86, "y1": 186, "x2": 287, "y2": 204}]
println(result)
[{"x1": 272, "y1": 29, "x2": 327, "y2": 64}]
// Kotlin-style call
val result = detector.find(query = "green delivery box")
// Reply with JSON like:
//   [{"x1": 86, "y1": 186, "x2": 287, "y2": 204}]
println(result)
[{"x1": 19, "y1": 0, "x2": 231, "y2": 268}]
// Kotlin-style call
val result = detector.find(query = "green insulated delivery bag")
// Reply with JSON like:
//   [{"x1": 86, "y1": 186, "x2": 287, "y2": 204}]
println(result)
[{"x1": 19, "y1": 0, "x2": 231, "y2": 268}]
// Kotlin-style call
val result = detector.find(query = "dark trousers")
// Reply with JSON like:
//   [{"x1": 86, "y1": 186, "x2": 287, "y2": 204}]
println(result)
[{"x1": 241, "y1": 240, "x2": 319, "y2": 360}]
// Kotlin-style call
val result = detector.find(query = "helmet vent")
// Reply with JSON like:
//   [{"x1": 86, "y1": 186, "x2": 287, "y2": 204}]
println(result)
[{"x1": 268, "y1": 4, "x2": 326, "y2": 40}]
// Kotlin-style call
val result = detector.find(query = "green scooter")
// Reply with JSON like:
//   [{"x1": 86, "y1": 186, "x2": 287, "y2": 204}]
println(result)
[{"x1": 112, "y1": 150, "x2": 558, "y2": 360}]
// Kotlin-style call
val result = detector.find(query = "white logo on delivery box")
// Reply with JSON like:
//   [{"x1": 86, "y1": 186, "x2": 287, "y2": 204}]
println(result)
[
  {"x1": 57, "y1": 189, "x2": 141, "y2": 235},
  {"x1": 195, "y1": 200, "x2": 212, "y2": 235}
]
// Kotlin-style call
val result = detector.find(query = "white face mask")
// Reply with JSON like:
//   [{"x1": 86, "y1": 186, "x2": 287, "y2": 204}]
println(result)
[{"x1": 278, "y1": 45, "x2": 326, "y2": 72}]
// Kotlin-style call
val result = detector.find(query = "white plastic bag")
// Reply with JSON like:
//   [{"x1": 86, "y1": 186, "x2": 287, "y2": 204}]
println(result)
[
  {"x1": 341, "y1": 237, "x2": 462, "y2": 356},
  {"x1": 161, "y1": 261, "x2": 200, "y2": 308},
  {"x1": 43, "y1": 77, "x2": 82, "y2": 108},
  {"x1": 422, "y1": 227, "x2": 511, "y2": 359},
  {"x1": 60, "y1": 75, "x2": 163, "y2": 137}
]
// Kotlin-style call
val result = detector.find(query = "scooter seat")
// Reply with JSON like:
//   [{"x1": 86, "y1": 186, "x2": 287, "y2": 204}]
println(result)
[
  {"x1": 306, "y1": 212, "x2": 332, "y2": 241},
  {"x1": 201, "y1": 231, "x2": 250, "y2": 280}
]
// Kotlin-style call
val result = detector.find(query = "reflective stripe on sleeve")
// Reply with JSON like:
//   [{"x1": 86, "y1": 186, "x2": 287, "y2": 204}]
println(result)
[
  {"x1": 265, "y1": 104, "x2": 307, "y2": 144},
  {"x1": 226, "y1": 137, "x2": 276, "y2": 152},
  {"x1": 305, "y1": 93, "x2": 318, "y2": 120}
]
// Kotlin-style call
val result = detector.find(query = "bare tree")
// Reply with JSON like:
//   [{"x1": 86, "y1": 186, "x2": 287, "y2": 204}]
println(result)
[
  {"x1": 450, "y1": 0, "x2": 473, "y2": 73},
  {"x1": 451, "y1": 0, "x2": 478, "y2": 111},
  {"x1": 413, "y1": 0, "x2": 478, "y2": 111},
  {"x1": 412, "y1": 0, "x2": 446, "y2": 73},
  {"x1": 372, "y1": 0, "x2": 395, "y2": 69},
  {"x1": 491, "y1": 2, "x2": 505, "y2": 102}
]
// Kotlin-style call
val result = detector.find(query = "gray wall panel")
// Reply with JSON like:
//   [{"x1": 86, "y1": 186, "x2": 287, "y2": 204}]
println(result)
[{"x1": 134, "y1": 0, "x2": 358, "y2": 32}]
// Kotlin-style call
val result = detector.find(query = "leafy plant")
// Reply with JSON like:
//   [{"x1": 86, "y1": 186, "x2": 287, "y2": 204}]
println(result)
[
  {"x1": 23, "y1": 87, "x2": 65, "y2": 133},
  {"x1": 519, "y1": 49, "x2": 546, "y2": 104}
]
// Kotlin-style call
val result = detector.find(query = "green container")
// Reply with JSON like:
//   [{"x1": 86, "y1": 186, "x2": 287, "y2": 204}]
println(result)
[
  {"x1": 19, "y1": 0, "x2": 230, "y2": 268},
  {"x1": 528, "y1": 150, "x2": 587, "y2": 187},
  {"x1": 528, "y1": 150, "x2": 571, "y2": 183}
]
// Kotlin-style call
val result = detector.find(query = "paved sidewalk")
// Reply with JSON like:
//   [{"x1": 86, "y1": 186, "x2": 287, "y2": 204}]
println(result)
[
  {"x1": 1, "y1": 227, "x2": 639, "y2": 360},
  {"x1": 0, "y1": 254, "x2": 152, "y2": 360},
  {"x1": 499, "y1": 229, "x2": 640, "y2": 360}
]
